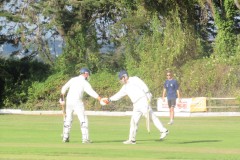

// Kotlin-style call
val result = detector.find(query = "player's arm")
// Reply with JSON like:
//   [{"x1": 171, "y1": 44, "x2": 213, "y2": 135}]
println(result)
[
  {"x1": 175, "y1": 80, "x2": 181, "y2": 102},
  {"x1": 60, "y1": 94, "x2": 64, "y2": 101},
  {"x1": 60, "y1": 82, "x2": 67, "y2": 105},
  {"x1": 109, "y1": 87, "x2": 126, "y2": 102},
  {"x1": 59, "y1": 94, "x2": 65, "y2": 105},
  {"x1": 139, "y1": 78, "x2": 152, "y2": 100},
  {"x1": 177, "y1": 90, "x2": 181, "y2": 102},
  {"x1": 83, "y1": 81, "x2": 102, "y2": 101},
  {"x1": 162, "y1": 88, "x2": 166, "y2": 102}
]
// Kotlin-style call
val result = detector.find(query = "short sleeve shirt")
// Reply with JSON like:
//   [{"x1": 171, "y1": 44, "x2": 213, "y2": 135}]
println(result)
[{"x1": 164, "y1": 79, "x2": 179, "y2": 100}]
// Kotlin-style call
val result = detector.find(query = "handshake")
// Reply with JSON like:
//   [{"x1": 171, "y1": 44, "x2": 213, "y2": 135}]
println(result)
[
  {"x1": 59, "y1": 96, "x2": 110, "y2": 106},
  {"x1": 99, "y1": 97, "x2": 111, "y2": 106}
]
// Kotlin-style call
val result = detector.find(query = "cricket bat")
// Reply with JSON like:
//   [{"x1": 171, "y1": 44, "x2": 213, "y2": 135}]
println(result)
[
  {"x1": 146, "y1": 107, "x2": 150, "y2": 133},
  {"x1": 60, "y1": 95, "x2": 66, "y2": 138}
]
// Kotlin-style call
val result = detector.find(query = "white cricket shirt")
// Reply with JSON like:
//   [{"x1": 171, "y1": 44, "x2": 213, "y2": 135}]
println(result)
[
  {"x1": 61, "y1": 75, "x2": 99, "y2": 101},
  {"x1": 110, "y1": 76, "x2": 149, "y2": 103}
]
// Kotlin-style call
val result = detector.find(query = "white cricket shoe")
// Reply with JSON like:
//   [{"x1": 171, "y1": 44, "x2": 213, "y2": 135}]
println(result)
[
  {"x1": 168, "y1": 121, "x2": 174, "y2": 125},
  {"x1": 82, "y1": 140, "x2": 92, "y2": 144},
  {"x1": 123, "y1": 140, "x2": 136, "y2": 144},
  {"x1": 160, "y1": 130, "x2": 169, "y2": 140}
]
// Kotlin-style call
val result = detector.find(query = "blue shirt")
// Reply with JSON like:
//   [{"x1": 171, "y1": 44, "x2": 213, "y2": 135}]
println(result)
[{"x1": 164, "y1": 79, "x2": 179, "y2": 100}]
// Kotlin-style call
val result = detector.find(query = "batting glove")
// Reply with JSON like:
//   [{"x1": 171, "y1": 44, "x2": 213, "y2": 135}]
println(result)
[{"x1": 59, "y1": 98, "x2": 65, "y2": 105}]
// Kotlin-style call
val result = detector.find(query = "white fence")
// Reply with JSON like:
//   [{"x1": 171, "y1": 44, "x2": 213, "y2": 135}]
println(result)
[{"x1": 0, "y1": 98, "x2": 239, "y2": 117}]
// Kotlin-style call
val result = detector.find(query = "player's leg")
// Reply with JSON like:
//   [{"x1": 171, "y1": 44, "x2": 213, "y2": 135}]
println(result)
[
  {"x1": 149, "y1": 109, "x2": 169, "y2": 140},
  {"x1": 169, "y1": 107, "x2": 174, "y2": 124},
  {"x1": 62, "y1": 106, "x2": 74, "y2": 142},
  {"x1": 124, "y1": 111, "x2": 142, "y2": 144},
  {"x1": 168, "y1": 99, "x2": 176, "y2": 125},
  {"x1": 75, "y1": 106, "x2": 90, "y2": 143}
]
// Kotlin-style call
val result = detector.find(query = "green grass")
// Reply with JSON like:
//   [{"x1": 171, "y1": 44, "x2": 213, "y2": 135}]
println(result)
[{"x1": 0, "y1": 115, "x2": 240, "y2": 160}]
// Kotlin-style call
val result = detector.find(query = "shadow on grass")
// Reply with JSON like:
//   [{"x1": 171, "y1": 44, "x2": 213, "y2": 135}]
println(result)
[
  {"x1": 92, "y1": 140, "x2": 124, "y2": 143},
  {"x1": 64, "y1": 139, "x2": 222, "y2": 144},
  {"x1": 93, "y1": 139, "x2": 158, "y2": 143},
  {"x1": 177, "y1": 140, "x2": 222, "y2": 144}
]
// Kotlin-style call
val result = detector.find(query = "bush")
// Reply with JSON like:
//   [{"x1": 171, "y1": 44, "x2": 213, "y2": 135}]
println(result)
[
  {"x1": 180, "y1": 57, "x2": 240, "y2": 98},
  {"x1": 23, "y1": 71, "x2": 69, "y2": 110},
  {"x1": 0, "y1": 59, "x2": 51, "y2": 109}
]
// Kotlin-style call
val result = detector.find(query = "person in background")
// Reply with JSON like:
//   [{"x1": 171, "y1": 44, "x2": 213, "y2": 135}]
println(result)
[
  {"x1": 59, "y1": 67, "x2": 102, "y2": 143},
  {"x1": 162, "y1": 70, "x2": 181, "y2": 125},
  {"x1": 104, "y1": 70, "x2": 169, "y2": 144}
]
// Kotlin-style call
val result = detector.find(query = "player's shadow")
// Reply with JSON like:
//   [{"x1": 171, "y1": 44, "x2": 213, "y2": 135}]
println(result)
[
  {"x1": 91, "y1": 139, "x2": 222, "y2": 144},
  {"x1": 92, "y1": 140, "x2": 125, "y2": 143},
  {"x1": 93, "y1": 139, "x2": 157, "y2": 143},
  {"x1": 177, "y1": 140, "x2": 222, "y2": 144}
]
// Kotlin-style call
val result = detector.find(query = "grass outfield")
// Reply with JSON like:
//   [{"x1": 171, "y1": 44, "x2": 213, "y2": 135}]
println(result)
[{"x1": 0, "y1": 115, "x2": 240, "y2": 160}]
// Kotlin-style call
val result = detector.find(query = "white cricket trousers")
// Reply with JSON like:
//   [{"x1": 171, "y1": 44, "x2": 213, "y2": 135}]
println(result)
[
  {"x1": 128, "y1": 98, "x2": 167, "y2": 141},
  {"x1": 63, "y1": 100, "x2": 89, "y2": 141}
]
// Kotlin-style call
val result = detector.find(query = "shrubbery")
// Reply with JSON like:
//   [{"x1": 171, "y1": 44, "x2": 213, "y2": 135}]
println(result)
[
  {"x1": 180, "y1": 57, "x2": 240, "y2": 98},
  {"x1": 0, "y1": 59, "x2": 51, "y2": 109}
]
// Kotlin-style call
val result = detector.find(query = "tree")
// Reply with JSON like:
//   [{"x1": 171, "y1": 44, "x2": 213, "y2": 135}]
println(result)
[
  {"x1": 0, "y1": 0, "x2": 59, "y2": 64},
  {"x1": 1, "y1": 0, "x2": 240, "y2": 109},
  {"x1": 198, "y1": 0, "x2": 239, "y2": 57},
  {"x1": 213, "y1": 0, "x2": 238, "y2": 57}
]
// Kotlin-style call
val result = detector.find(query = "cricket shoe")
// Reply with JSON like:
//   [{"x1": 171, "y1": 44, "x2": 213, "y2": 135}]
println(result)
[
  {"x1": 160, "y1": 130, "x2": 169, "y2": 140},
  {"x1": 63, "y1": 138, "x2": 69, "y2": 143},
  {"x1": 123, "y1": 140, "x2": 136, "y2": 144},
  {"x1": 82, "y1": 140, "x2": 92, "y2": 144},
  {"x1": 168, "y1": 121, "x2": 174, "y2": 125}
]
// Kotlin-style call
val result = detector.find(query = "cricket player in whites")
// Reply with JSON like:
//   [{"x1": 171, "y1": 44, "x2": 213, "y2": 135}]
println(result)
[
  {"x1": 104, "y1": 70, "x2": 169, "y2": 144},
  {"x1": 59, "y1": 67, "x2": 102, "y2": 143}
]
